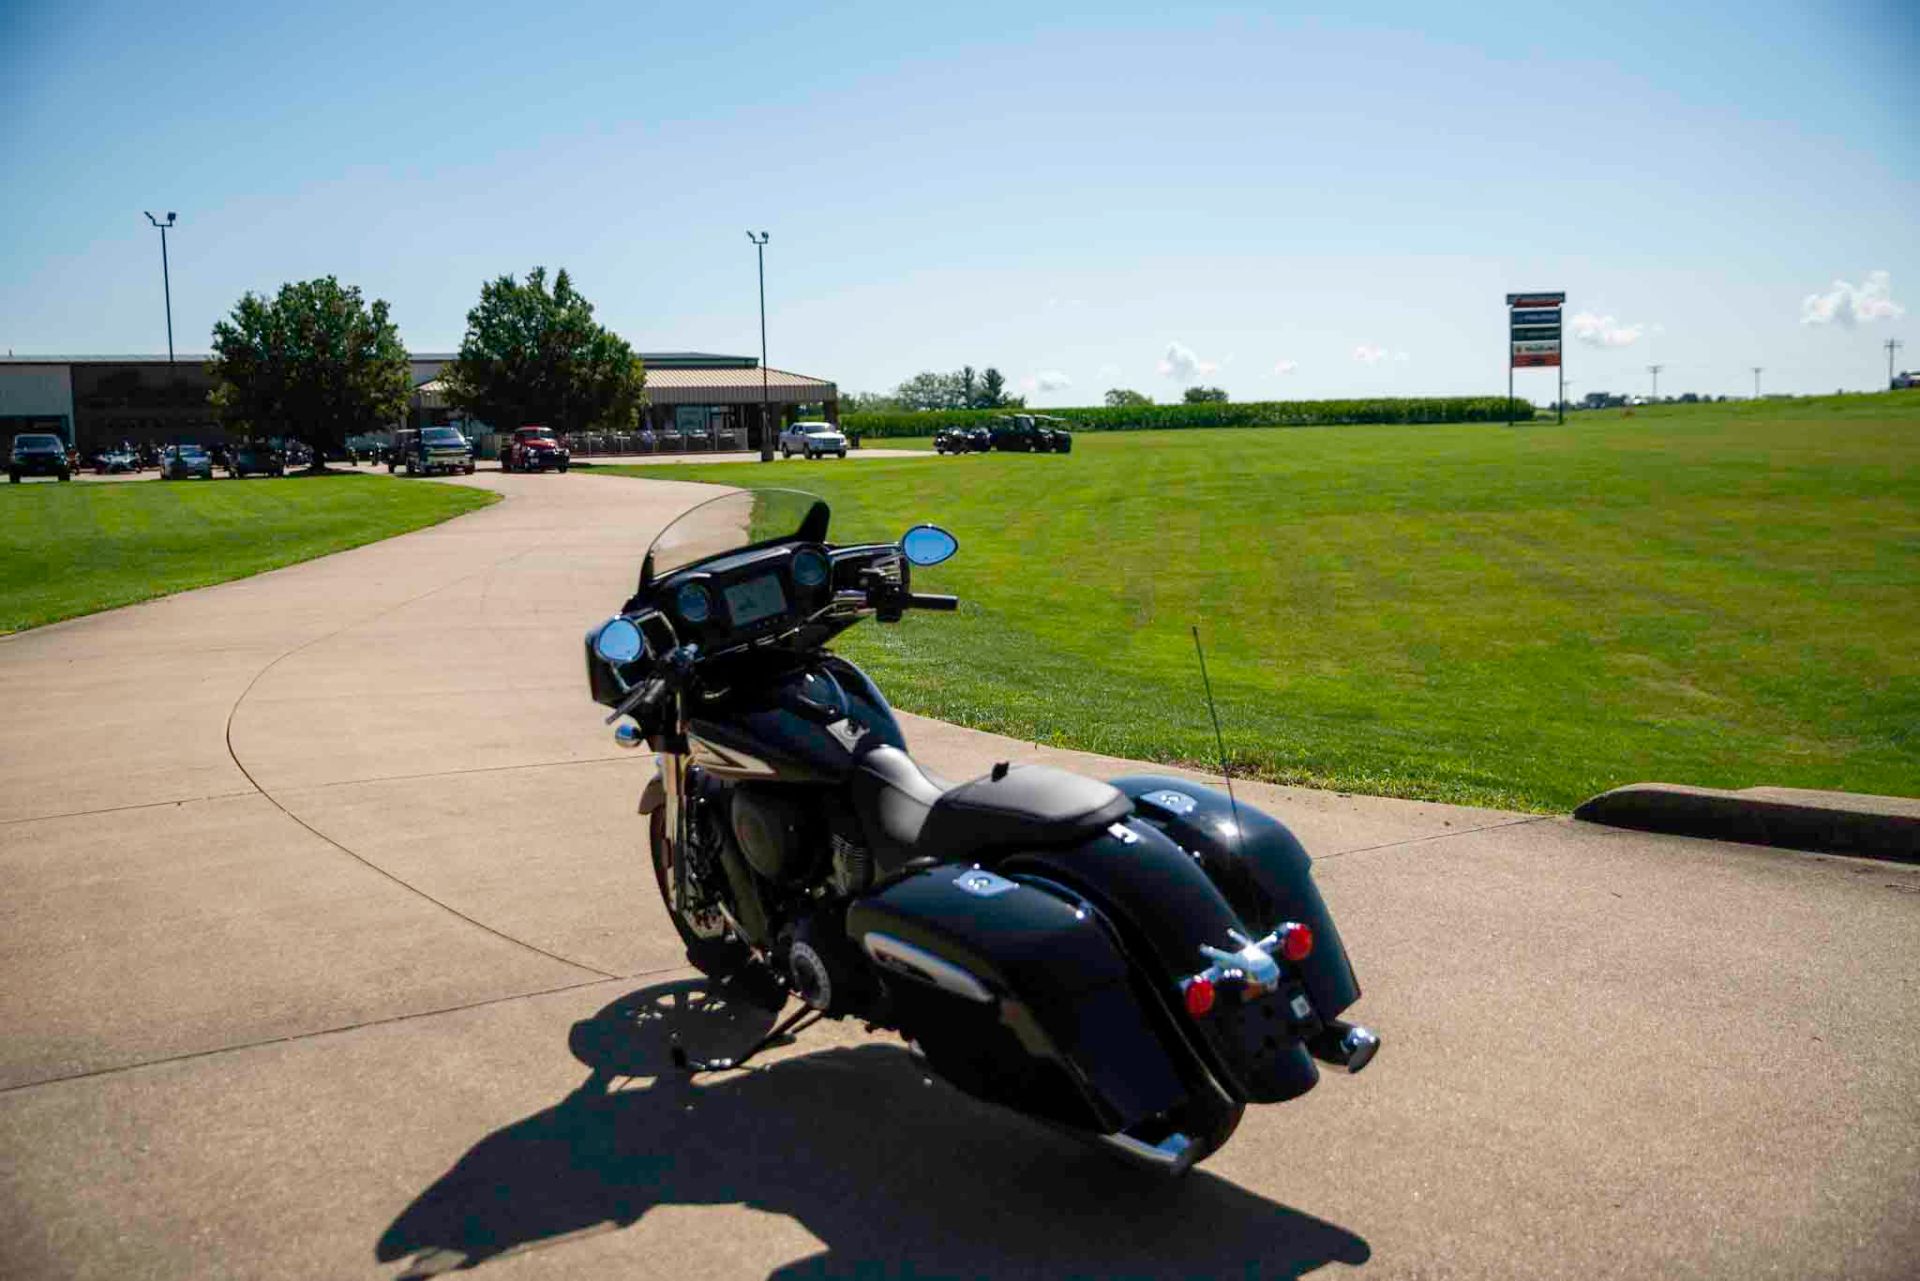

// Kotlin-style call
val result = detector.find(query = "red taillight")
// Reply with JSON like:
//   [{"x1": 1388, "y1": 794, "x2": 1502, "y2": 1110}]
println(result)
[
  {"x1": 1278, "y1": 922, "x2": 1314, "y2": 963},
  {"x1": 1184, "y1": 977, "x2": 1217, "y2": 1017}
]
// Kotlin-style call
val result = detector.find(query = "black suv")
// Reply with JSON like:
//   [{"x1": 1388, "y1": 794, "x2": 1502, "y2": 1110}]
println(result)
[
  {"x1": 987, "y1": 414, "x2": 1072, "y2": 454},
  {"x1": 10, "y1": 433, "x2": 72, "y2": 483},
  {"x1": 390, "y1": 427, "x2": 476, "y2": 476}
]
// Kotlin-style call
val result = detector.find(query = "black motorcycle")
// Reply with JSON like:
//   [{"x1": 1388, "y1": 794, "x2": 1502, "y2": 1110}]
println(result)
[{"x1": 584, "y1": 489, "x2": 1378, "y2": 1173}]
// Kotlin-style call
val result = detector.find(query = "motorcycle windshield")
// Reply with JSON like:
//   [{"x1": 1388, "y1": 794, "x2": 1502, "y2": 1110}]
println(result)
[{"x1": 642, "y1": 488, "x2": 831, "y2": 584}]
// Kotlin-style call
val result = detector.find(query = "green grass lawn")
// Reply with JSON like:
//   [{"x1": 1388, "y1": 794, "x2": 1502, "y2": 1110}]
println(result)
[
  {"x1": 0, "y1": 473, "x2": 498, "y2": 634},
  {"x1": 600, "y1": 395, "x2": 1920, "y2": 811}
]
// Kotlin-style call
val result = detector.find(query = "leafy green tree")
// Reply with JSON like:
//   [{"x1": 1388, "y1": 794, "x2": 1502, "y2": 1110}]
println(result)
[
  {"x1": 1105, "y1": 388, "x2": 1153, "y2": 407},
  {"x1": 1183, "y1": 385, "x2": 1230, "y2": 403},
  {"x1": 842, "y1": 390, "x2": 902, "y2": 413},
  {"x1": 894, "y1": 370, "x2": 967, "y2": 411},
  {"x1": 959, "y1": 365, "x2": 979, "y2": 408},
  {"x1": 979, "y1": 367, "x2": 1010, "y2": 408},
  {"x1": 439, "y1": 267, "x2": 646, "y2": 434},
  {"x1": 209, "y1": 276, "x2": 411, "y2": 471}
]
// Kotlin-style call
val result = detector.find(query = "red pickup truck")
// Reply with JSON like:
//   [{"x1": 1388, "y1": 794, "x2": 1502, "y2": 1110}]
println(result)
[{"x1": 499, "y1": 426, "x2": 571, "y2": 473}]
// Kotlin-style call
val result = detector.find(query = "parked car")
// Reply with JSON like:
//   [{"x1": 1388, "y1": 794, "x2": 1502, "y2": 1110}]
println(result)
[
  {"x1": 227, "y1": 443, "x2": 286, "y2": 478},
  {"x1": 988, "y1": 414, "x2": 1073, "y2": 454},
  {"x1": 9, "y1": 433, "x2": 72, "y2": 483},
  {"x1": 500, "y1": 425, "x2": 571, "y2": 473},
  {"x1": 159, "y1": 444, "x2": 215, "y2": 480},
  {"x1": 1032, "y1": 414, "x2": 1074, "y2": 453},
  {"x1": 778, "y1": 421, "x2": 849, "y2": 459},
  {"x1": 390, "y1": 426, "x2": 475, "y2": 476}
]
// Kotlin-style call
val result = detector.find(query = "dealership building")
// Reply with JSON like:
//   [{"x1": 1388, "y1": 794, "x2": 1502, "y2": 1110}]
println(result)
[{"x1": 0, "y1": 351, "x2": 838, "y2": 453}]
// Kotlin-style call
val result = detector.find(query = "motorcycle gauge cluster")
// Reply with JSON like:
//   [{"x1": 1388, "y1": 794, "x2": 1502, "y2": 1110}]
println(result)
[
  {"x1": 675, "y1": 581, "x2": 712, "y2": 624},
  {"x1": 791, "y1": 548, "x2": 829, "y2": 589}
]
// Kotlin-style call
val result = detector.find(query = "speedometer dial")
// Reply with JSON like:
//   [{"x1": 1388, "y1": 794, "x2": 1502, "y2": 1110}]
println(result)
[
  {"x1": 675, "y1": 582, "x2": 712, "y2": 624},
  {"x1": 791, "y1": 548, "x2": 828, "y2": 589}
]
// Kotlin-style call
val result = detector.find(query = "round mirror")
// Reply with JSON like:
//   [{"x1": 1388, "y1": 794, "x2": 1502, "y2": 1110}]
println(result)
[
  {"x1": 900, "y1": 524, "x2": 959, "y2": 567},
  {"x1": 594, "y1": 617, "x2": 645, "y2": 664}
]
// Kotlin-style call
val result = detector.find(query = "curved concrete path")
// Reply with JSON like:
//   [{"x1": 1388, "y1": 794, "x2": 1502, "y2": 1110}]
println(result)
[{"x1": 1, "y1": 471, "x2": 1915, "y2": 1279}]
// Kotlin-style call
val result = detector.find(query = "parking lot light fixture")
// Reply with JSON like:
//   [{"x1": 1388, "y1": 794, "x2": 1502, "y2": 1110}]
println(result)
[
  {"x1": 143, "y1": 211, "x2": 177, "y2": 366},
  {"x1": 748, "y1": 231, "x2": 771, "y2": 462}
]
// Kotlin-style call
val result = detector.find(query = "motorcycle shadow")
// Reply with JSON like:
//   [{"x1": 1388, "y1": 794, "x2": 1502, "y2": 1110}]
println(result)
[{"x1": 377, "y1": 978, "x2": 1370, "y2": 1280}]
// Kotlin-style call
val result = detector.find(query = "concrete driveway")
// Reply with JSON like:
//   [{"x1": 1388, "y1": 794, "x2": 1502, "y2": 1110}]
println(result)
[{"x1": 1, "y1": 470, "x2": 1914, "y2": 1279}]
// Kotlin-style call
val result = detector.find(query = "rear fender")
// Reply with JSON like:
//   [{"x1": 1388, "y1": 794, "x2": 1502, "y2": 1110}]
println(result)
[
  {"x1": 638, "y1": 767, "x2": 665, "y2": 815},
  {"x1": 1112, "y1": 776, "x2": 1361, "y2": 1019}
]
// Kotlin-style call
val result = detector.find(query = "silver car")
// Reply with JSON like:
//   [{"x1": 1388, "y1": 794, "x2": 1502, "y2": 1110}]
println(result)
[
  {"x1": 160, "y1": 445, "x2": 214, "y2": 480},
  {"x1": 778, "y1": 422, "x2": 848, "y2": 459}
]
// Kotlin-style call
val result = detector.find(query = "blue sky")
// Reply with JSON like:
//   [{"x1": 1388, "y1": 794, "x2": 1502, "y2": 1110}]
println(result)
[{"x1": 2, "y1": 1, "x2": 1914, "y2": 402}]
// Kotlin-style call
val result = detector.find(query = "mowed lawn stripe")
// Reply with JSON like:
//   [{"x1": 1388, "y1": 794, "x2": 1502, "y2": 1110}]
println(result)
[
  {"x1": 0, "y1": 474, "x2": 498, "y2": 634},
  {"x1": 602, "y1": 396, "x2": 1919, "y2": 810}
]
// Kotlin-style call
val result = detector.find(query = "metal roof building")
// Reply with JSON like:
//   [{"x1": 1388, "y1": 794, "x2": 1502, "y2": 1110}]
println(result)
[{"x1": 0, "y1": 352, "x2": 839, "y2": 452}]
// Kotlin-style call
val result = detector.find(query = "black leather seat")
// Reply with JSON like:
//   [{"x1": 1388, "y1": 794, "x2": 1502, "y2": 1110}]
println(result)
[{"x1": 851, "y1": 745, "x2": 1133, "y2": 871}]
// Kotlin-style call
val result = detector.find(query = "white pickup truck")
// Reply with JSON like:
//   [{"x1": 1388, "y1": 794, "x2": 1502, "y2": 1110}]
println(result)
[{"x1": 777, "y1": 422, "x2": 848, "y2": 459}]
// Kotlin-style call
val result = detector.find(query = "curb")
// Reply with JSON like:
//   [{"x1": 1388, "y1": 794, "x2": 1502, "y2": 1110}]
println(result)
[{"x1": 1573, "y1": 783, "x2": 1920, "y2": 864}]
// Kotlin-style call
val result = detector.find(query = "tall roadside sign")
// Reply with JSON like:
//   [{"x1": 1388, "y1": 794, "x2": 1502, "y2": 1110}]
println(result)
[{"x1": 1506, "y1": 291, "x2": 1565, "y2": 425}]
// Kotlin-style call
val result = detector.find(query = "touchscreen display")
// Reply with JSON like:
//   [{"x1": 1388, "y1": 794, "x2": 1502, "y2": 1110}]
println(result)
[{"x1": 724, "y1": 574, "x2": 788, "y2": 626}]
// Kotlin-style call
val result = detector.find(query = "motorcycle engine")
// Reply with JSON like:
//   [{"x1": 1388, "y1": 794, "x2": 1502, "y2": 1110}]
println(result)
[{"x1": 729, "y1": 785, "x2": 824, "y2": 884}]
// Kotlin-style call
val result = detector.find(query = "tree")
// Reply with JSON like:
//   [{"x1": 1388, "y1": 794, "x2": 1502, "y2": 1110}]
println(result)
[
  {"x1": 842, "y1": 390, "x2": 902, "y2": 413},
  {"x1": 979, "y1": 367, "x2": 1010, "y2": 408},
  {"x1": 438, "y1": 267, "x2": 646, "y2": 435},
  {"x1": 1183, "y1": 385, "x2": 1229, "y2": 403},
  {"x1": 959, "y1": 365, "x2": 979, "y2": 408},
  {"x1": 209, "y1": 276, "x2": 412, "y2": 471},
  {"x1": 894, "y1": 370, "x2": 967, "y2": 411},
  {"x1": 1105, "y1": 388, "x2": 1152, "y2": 407}
]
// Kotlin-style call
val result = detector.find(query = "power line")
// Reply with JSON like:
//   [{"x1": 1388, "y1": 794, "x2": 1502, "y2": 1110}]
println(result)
[{"x1": 1647, "y1": 364, "x2": 1663, "y2": 400}]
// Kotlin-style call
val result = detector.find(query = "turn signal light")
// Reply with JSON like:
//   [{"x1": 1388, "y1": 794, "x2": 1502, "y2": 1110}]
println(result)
[
  {"x1": 1278, "y1": 922, "x2": 1314, "y2": 963},
  {"x1": 1183, "y1": 977, "x2": 1217, "y2": 1017}
]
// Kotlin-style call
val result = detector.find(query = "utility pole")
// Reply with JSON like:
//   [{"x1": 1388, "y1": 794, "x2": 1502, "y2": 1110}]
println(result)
[
  {"x1": 1647, "y1": 364, "x2": 1663, "y2": 401},
  {"x1": 1887, "y1": 338, "x2": 1905, "y2": 390},
  {"x1": 746, "y1": 231, "x2": 772, "y2": 462},
  {"x1": 143, "y1": 211, "x2": 177, "y2": 365},
  {"x1": 1752, "y1": 366, "x2": 1762, "y2": 399}
]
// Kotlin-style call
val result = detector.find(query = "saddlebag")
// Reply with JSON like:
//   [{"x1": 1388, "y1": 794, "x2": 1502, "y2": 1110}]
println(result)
[{"x1": 845, "y1": 864, "x2": 1191, "y2": 1135}]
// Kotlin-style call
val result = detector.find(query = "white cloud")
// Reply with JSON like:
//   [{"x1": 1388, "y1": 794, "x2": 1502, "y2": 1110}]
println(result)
[
  {"x1": 1273, "y1": 359, "x2": 1298, "y2": 375},
  {"x1": 1569, "y1": 311, "x2": 1648, "y2": 348},
  {"x1": 1353, "y1": 344, "x2": 1411, "y2": 364},
  {"x1": 1801, "y1": 270, "x2": 1905, "y2": 327},
  {"x1": 1026, "y1": 369, "x2": 1072, "y2": 392},
  {"x1": 1156, "y1": 341, "x2": 1219, "y2": 382}
]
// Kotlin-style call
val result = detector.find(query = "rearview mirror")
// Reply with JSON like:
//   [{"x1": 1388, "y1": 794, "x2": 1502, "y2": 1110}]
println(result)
[
  {"x1": 593, "y1": 616, "x2": 645, "y2": 664},
  {"x1": 900, "y1": 524, "x2": 958, "y2": 567}
]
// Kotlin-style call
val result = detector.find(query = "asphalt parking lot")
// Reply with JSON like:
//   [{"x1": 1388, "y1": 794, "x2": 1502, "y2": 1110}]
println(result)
[{"x1": 1, "y1": 469, "x2": 1915, "y2": 1279}]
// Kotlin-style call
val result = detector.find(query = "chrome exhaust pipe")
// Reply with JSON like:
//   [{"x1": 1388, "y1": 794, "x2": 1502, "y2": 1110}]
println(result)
[
  {"x1": 1097, "y1": 1129, "x2": 1202, "y2": 1176},
  {"x1": 1307, "y1": 1020, "x2": 1381, "y2": 1074}
]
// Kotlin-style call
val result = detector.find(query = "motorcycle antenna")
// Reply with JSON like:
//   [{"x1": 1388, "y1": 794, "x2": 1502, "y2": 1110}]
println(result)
[{"x1": 1191, "y1": 624, "x2": 1244, "y2": 852}]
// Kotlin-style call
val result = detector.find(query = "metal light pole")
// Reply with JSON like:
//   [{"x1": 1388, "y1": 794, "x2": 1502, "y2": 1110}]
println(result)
[
  {"x1": 144, "y1": 211, "x2": 177, "y2": 365},
  {"x1": 1752, "y1": 366, "x2": 1762, "y2": 399},
  {"x1": 747, "y1": 231, "x2": 772, "y2": 461}
]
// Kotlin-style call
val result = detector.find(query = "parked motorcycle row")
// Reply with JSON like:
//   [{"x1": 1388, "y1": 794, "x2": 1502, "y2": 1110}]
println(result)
[
  {"x1": 933, "y1": 414, "x2": 1075, "y2": 455},
  {"x1": 581, "y1": 489, "x2": 1376, "y2": 1175}
]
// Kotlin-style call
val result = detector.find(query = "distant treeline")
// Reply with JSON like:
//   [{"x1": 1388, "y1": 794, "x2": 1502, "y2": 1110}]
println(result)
[{"x1": 844, "y1": 396, "x2": 1531, "y2": 438}]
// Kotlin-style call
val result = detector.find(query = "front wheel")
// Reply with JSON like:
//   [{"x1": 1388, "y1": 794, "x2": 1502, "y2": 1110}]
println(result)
[{"x1": 650, "y1": 809, "x2": 750, "y2": 976}]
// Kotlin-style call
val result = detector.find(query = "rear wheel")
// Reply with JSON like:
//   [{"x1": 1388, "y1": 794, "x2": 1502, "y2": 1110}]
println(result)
[{"x1": 649, "y1": 809, "x2": 751, "y2": 976}]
